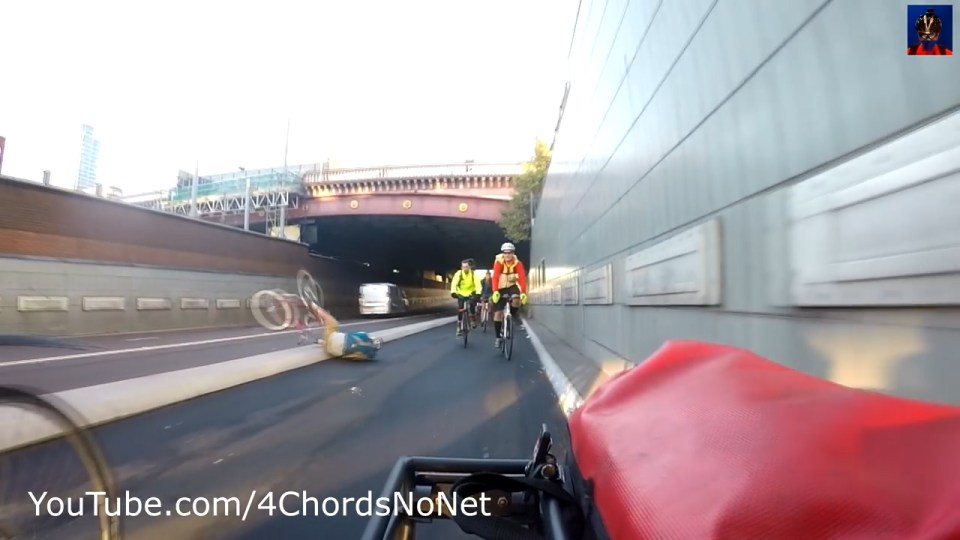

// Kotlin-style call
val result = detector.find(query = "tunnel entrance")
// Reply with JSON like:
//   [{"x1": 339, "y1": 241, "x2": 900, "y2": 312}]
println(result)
[{"x1": 296, "y1": 215, "x2": 528, "y2": 284}]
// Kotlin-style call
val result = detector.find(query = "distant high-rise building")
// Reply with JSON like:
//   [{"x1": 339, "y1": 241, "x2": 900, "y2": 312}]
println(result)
[{"x1": 75, "y1": 124, "x2": 100, "y2": 191}]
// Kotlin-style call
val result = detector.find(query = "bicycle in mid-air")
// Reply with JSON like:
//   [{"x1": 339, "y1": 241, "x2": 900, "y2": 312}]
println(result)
[
  {"x1": 0, "y1": 386, "x2": 121, "y2": 540},
  {"x1": 498, "y1": 294, "x2": 523, "y2": 361},
  {"x1": 250, "y1": 270, "x2": 326, "y2": 344}
]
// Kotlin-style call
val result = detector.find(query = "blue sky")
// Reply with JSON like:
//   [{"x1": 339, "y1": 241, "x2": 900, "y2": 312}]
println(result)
[{"x1": 0, "y1": 0, "x2": 577, "y2": 194}]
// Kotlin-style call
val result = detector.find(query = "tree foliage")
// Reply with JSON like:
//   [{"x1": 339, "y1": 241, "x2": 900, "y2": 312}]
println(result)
[{"x1": 497, "y1": 139, "x2": 552, "y2": 242}]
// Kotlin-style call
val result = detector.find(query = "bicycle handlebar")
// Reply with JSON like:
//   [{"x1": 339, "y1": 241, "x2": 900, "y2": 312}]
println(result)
[
  {"x1": 359, "y1": 456, "x2": 574, "y2": 540},
  {"x1": 361, "y1": 425, "x2": 575, "y2": 540}
]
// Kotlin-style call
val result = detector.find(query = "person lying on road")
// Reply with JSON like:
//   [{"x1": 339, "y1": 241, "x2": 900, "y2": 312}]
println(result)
[{"x1": 308, "y1": 303, "x2": 381, "y2": 360}]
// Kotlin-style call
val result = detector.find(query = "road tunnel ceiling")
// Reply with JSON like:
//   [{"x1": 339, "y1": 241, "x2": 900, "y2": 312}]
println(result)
[{"x1": 298, "y1": 215, "x2": 527, "y2": 275}]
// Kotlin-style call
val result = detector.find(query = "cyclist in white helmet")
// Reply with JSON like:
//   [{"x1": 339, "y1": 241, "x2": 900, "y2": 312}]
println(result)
[{"x1": 490, "y1": 242, "x2": 528, "y2": 349}]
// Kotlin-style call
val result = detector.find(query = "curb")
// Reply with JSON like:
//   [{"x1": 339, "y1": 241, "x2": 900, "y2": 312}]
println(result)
[
  {"x1": 523, "y1": 321, "x2": 584, "y2": 418},
  {"x1": 0, "y1": 316, "x2": 456, "y2": 453}
]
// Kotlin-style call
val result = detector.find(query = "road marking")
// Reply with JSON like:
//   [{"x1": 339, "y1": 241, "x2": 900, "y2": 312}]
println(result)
[
  {"x1": 126, "y1": 337, "x2": 160, "y2": 342},
  {"x1": 523, "y1": 322, "x2": 584, "y2": 418},
  {"x1": 0, "y1": 319, "x2": 388, "y2": 368}
]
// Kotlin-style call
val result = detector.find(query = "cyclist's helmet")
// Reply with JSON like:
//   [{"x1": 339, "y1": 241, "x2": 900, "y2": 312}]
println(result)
[
  {"x1": 916, "y1": 8, "x2": 943, "y2": 41},
  {"x1": 501, "y1": 242, "x2": 516, "y2": 253}
]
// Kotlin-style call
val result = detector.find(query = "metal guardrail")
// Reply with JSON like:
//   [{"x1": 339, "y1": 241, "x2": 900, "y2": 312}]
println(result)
[
  {"x1": 406, "y1": 296, "x2": 455, "y2": 308},
  {"x1": 119, "y1": 162, "x2": 524, "y2": 208},
  {"x1": 303, "y1": 162, "x2": 525, "y2": 184}
]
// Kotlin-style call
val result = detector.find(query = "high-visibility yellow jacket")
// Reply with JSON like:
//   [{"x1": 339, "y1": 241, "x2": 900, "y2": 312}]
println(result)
[{"x1": 450, "y1": 269, "x2": 482, "y2": 297}]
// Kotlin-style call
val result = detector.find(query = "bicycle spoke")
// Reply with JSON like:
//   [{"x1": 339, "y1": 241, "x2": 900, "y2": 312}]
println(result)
[
  {"x1": 297, "y1": 269, "x2": 324, "y2": 310},
  {"x1": 251, "y1": 290, "x2": 292, "y2": 331},
  {"x1": 0, "y1": 387, "x2": 121, "y2": 540}
]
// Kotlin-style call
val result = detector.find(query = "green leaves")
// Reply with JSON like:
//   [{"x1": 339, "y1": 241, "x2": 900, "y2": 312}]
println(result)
[{"x1": 497, "y1": 139, "x2": 551, "y2": 242}]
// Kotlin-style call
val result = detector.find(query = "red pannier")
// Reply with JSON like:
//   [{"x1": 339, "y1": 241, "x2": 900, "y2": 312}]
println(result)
[{"x1": 568, "y1": 340, "x2": 960, "y2": 540}]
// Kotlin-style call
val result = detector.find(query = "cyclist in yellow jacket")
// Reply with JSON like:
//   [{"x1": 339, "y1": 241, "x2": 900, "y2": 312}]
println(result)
[{"x1": 450, "y1": 258, "x2": 483, "y2": 336}]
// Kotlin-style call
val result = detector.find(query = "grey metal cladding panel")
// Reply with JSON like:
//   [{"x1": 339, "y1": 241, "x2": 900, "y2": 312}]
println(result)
[
  {"x1": 718, "y1": 198, "x2": 773, "y2": 313},
  {"x1": 584, "y1": 0, "x2": 631, "y2": 147},
  {"x1": 586, "y1": 0, "x2": 626, "y2": 101},
  {"x1": 623, "y1": 0, "x2": 716, "y2": 137},
  {"x1": 756, "y1": 0, "x2": 960, "y2": 200},
  {"x1": 568, "y1": 1, "x2": 683, "y2": 216},
  {"x1": 581, "y1": 1, "x2": 822, "y2": 248},
  {"x1": 583, "y1": 305, "x2": 619, "y2": 354},
  {"x1": 593, "y1": 0, "x2": 639, "y2": 109},
  {"x1": 556, "y1": 152, "x2": 582, "y2": 219},
  {"x1": 589, "y1": 0, "x2": 960, "y2": 258},
  {"x1": 567, "y1": 1, "x2": 604, "y2": 137},
  {"x1": 578, "y1": 0, "x2": 607, "y2": 74},
  {"x1": 572, "y1": 0, "x2": 716, "y2": 233},
  {"x1": 660, "y1": 1, "x2": 826, "y2": 163},
  {"x1": 548, "y1": 170, "x2": 575, "y2": 265}
]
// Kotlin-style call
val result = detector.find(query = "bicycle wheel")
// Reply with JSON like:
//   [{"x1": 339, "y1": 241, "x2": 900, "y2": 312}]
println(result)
[
  {"x1": 251, "y1": 289, "x2": 292, "y2": 331},
  {"x1": 461, "y1": 311, "x2": 469, "y2": 348},
  {"x1": 296, "y1": 269, "x2": 324, "y2": 311},
  {"x1": 504, "y1": 314, "x2": 514, "y2": 361},
  {"x1": 0, "y1": 386, "x2": 120, "y2": 540},
  {"x1": 481, "y1": 304, "x2": 488, "y2": 333}
]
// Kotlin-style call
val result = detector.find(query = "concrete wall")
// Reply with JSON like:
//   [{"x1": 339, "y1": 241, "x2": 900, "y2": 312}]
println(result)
[
  {"x1": 0, "y1": 177, "x2": 449, "y2": 336},
  {"x1": 0, "y1": 175, "x2": 311, "y2": 276},
  {"x1": 0, "y1": 256, "x2": 296, "y2": 336},
  {"x1": 530, "y1": 0, "x2": 960, "y2": 404}
]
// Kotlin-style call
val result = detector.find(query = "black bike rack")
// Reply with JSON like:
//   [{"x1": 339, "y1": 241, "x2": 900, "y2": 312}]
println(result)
[{"x1": 361, "y1": 425, "x2": 573, "y2": 540}]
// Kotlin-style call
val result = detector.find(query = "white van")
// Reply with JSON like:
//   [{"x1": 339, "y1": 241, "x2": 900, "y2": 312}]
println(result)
[{"x1": 359, "y1": 283, "x2": 409, "y2": 316}]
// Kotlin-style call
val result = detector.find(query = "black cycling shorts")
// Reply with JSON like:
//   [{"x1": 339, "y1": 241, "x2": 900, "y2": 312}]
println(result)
[
  {"x1": 493, "y1": 285, "x2": 521, "y2": 311},
  {"x1": 457, "y1": 295, "x2": 479, "y2": 313}
]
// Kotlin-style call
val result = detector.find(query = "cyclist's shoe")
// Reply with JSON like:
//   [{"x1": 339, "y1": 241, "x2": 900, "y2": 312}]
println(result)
[
  {"x1": 494, "y1": 337, "x2": 502, "y2": 349},
  {"x1": 456, "y1": 327, "x2": 463, "y2": 337}
]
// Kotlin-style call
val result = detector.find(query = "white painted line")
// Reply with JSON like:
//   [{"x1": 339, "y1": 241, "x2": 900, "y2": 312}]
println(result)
[
  {"x1": 0, "y1": 319, "x2": 398, "y2": 368},
  {"x1": 523, "y1": 322, "x2": 584, "y2": 418},
  {"x1": 125, "y1": 337, "x2": 160, "y2": 342},
  {"x1": 0, "y1": 316, "x2": 457, "y2": 453}
]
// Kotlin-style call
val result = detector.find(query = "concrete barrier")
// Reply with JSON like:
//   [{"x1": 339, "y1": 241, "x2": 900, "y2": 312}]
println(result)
[
  {"x1": 404, "y1": 291, "x2": 457, "y2": 310},
  {"x1": 0, "y1": 315, "x2": 456, "y2": 453},
  {"x1": 0, "y1": 256, "x2": 454, "y2": 337}
]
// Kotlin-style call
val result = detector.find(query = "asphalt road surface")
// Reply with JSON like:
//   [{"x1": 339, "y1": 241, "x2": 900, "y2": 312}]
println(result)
[
  {"x1": 1, "y1": 320, "x2": 569, "y2": 539},
  {"x1": 0, "y1": 314, "x2": 442, "y2": 393}
]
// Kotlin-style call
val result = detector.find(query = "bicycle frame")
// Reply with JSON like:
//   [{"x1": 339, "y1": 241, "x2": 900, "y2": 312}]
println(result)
[
  {"x1": 499, "y1": 294, "x2": 521, "y2": 360},
  {"x1": 478, "y1": 300, "x2": 489, "y2": 333},
  {"x1": 361, "y1": 426, "x2": 574, "y2": 540},
  {"x1": 458, "y1": 305, "x2": 470, "y2": 347}
]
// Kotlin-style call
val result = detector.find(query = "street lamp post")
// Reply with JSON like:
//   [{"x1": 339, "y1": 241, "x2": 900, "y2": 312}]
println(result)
[
  {"x1": 190, "y1": 161, "x2": 199, "y2": 218},
  {"x1": 280, "y1": 117, "x2": 290, "y2": 234},
  {"x1": 240, "y1": 166, "x2": 250, "y2": 231}
]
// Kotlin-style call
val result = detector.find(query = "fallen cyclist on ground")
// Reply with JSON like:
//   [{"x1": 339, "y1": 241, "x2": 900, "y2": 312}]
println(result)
[
  {"x1": 364, "y1": 340, "x2": 960, "y2": 540},
  {"x1": 308, "y1": 303, "x2": 381, "y2": 360}
]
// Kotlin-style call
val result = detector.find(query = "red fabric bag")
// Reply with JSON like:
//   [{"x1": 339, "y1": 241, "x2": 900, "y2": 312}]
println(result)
[{"x1": 569, "y1": 340, "x2": 960, "y2": 540}]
